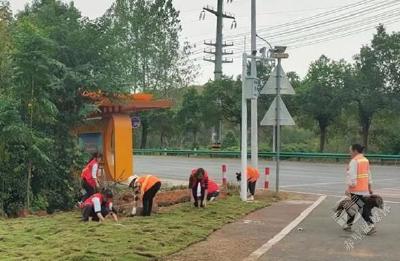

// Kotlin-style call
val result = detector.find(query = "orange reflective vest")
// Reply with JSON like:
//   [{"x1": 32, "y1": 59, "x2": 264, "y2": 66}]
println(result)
[
  {"x1": 348, "y1": 154, "x2": 369, "y2": 193},
  {"x1": 247, "y1": 166, "x2": 260, "y2": 182},
  {"x1": 137, "y1": 175, "x2": 161, "y2": 195}
]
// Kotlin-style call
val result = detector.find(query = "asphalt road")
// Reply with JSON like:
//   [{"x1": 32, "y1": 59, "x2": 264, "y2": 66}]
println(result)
[
  {"x1": 134, "y1": 155, "x2": 400, "y2": 203},
  {"x1": 260, "y1": 197, "x2": 400, "y2": 261},
  {"x1": 134, "y1": 155, "x2": 400, "y2": 260}
]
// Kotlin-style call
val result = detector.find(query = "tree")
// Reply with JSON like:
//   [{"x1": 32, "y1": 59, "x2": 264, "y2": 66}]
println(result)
[
  {"x1": 104, "y1": 0, "x2": 188, "y2": 148},
  {"x1": 0, "y1": 0, "x2": 12, "y2": 92},
  {"x1": 177, "y1": 88, "x2": 202, "y2": 148},
  {"x1": 349, "y1": 46, "x2": 386, "y2": 150},
  {"x1": 201, "y1": 78, "x2": 242, "y2": 127},
  {"x1": 370, "y1": 25, "x2": 400, "y2": 95},
  {"x1": 297, "y1": 55, "x2": 349, "y2": 152}
]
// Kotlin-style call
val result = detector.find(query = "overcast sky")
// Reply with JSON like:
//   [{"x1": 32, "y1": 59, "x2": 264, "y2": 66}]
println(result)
[{"x1": 9, "y1": 0, "x2": 400, "y2": 84}]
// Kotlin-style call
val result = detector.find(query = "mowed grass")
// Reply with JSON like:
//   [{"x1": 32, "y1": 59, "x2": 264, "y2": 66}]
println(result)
[{"x1": 0, "y1": 192, "x2": 286, "y2": 261}]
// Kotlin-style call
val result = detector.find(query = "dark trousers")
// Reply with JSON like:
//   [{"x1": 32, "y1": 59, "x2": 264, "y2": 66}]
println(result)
[
  {"x1": 81, "y1": 180, "x2": 96, "y2": 202},
  {"x1": 81, "y1": 205, "x2": 109, "y2": 222},
  {"x1": 142, "y1": 182, "x2": 161, "y2": 216},
  {"x1": 207, "y1": 191, "x2": 219, "y2": 201},
  {"x1": 248, "y1": 181, "x2": 257, "y2": 196},
  {"x1": 192, "y1": 186, "x2": 206, "y2": 207},
  {"x1": 347, "y1": 194, "x2": 374, "y2": 225}
]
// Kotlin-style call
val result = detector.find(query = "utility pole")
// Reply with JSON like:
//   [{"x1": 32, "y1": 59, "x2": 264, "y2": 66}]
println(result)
[
  {"x1": 201, "y1": 0, "x2": 236, "y2": 145},
  {"x1": 250, "y1": 0, "x2": 258, "y2": 170},
  {"x1": 202, "y1": 0, "x2": 236, "y2": 80}
]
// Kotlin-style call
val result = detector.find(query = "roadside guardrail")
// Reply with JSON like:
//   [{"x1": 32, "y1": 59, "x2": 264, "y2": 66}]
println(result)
[{"x1": 134, "y1": 149, "x2": 400, "y2": 163}]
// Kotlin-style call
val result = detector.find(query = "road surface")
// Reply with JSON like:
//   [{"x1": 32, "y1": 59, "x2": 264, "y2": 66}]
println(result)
[
  {"x1": 134, "y1": 155, "x2": 400, "y2": 203},
  {"x1": 134, "y1": 155, "x2": 400, "y2": 260}
]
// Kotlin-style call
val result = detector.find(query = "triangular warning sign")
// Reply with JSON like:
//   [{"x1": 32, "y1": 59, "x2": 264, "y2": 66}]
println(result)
[
  {"x1": 261, "y1": 96, "x2": 295, "y2": 126},
  {"x1": 261, "y1": 64, "x2": 295, "y2": 95}
]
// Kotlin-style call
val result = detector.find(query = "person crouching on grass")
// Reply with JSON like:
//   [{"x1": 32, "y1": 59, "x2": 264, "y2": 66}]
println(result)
[
  {"x1": 189, "y1": 168, "x2": 209, "y2": 208},
  {"x1": 124, "y1": 175, "x2": 162, "y2": 216},
  {"x1": 81, "y1": 188, "x2": 118, "y2": 223},
  {"x1": 207, "y1": 179, "x2": 220, "y2": 202}
]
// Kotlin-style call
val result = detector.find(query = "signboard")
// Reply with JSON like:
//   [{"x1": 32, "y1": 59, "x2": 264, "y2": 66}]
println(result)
[
  {"x1": 131, "y1": 116, "x2": 141, "y2": 129},
  {"x1": 78, "y1": 133, "x2": 103, "y2": 153},
  {"x1": 261, "y1": 64, "x2": 295, "y2": 95},
  {"x1": 245, "y1": 77, "x2": 260, "y2": 99},
  {"x1": 260, "y1": 96, "x2": 295, "y2": 126}
]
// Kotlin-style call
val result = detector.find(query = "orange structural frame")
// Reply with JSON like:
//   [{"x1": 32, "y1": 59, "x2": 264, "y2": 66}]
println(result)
[{"x1": 76, "y1": 91, "x2": 172, "y2": 182}]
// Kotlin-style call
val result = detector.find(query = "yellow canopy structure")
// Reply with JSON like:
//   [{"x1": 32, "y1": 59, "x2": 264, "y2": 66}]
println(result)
[{"x1": 76, "y1": 91, "x2": 172, "y2": 182}]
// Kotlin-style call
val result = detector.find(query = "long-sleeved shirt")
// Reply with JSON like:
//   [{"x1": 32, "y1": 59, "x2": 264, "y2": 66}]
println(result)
[{"x1": 189, "y1": 171, "x2": 209, "y2": 190}]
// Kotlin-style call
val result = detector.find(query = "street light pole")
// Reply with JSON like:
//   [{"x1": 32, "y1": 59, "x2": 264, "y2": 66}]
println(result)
[
  {"x1": 241, "y1": 53, "x2": 248, "y2": 201},
  {"x1": 250, "y1": 0, "x2": 258, "y2": 170}
]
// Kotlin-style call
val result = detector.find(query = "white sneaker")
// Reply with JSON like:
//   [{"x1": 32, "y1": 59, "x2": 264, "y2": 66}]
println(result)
[{"x1": 248, "y1": 196, "x2": 255, "y2": 201}]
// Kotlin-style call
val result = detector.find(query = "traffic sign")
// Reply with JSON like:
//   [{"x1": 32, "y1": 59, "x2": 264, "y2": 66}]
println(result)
[
  {"x1": 260, "y1": 96, "x2": 295, "y2": 126},
  {"x1": 244, "y1": 76, "x2": 260, "y2": 99},
  {"x1": 261, "y1": 64, "x2": 295, "y2": 95},
  {"x1": 131, "y1": 116, "x2": 141, "y2": 128}
]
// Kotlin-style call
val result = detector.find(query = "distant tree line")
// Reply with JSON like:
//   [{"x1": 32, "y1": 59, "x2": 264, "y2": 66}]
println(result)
[{"x1": 140, "y1": 26, "x2": 400, "y2": 155}]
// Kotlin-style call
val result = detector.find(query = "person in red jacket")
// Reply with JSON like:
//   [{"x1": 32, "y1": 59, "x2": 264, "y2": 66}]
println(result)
[
  {"x1": 189, "y1": 168, "x2": 209, "y2": 208},
  {"x1": 80, "y1": 152, "x2": 101, "y2": 202},
  {"x1": 80, "y1": 189, "x2": 118, "y2": 222},
  {"x1": 124, "y1": 175, "x2": 162, "y2": 216},
  {"x1": 207, "y1": 179, "x2": 220, "y2": 201}
]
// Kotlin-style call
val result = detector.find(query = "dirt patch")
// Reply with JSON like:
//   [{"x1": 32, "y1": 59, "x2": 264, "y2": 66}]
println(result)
[{"x1": 114, "y1": 188, "x2": 228, "y2": 216}]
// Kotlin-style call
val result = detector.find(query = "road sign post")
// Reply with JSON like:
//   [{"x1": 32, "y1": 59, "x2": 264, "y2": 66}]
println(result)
[{"x1": 260, "y1": 47, "x2": 294, "y2": 193}]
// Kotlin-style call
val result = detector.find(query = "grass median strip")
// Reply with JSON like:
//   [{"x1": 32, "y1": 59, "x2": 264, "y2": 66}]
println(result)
[{"x1": 0, "y1": 192, "x2": 289, "y2": 260}]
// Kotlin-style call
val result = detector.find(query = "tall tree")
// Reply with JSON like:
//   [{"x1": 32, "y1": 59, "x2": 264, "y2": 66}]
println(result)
[
  {"x1": 104, "y1": 0, "x2": 187, "y2": 148},
  {"x1": 177, "y1": 88, "x2": 202, "y2": 148},
  {"x1": 297, "y1": 55, "x2": 349, "y2": 152},
  {"x1": 349, "y1": 46, "x2": 386, "y2": 150},
  {"x1": 0, "y1": 0, "x2": 12, "y2": 92}
]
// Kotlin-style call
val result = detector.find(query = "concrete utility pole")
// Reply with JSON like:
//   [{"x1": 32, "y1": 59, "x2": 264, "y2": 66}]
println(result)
[
  {"x1": 203, "y1": 0, "x2": 236, "y2": 80},
  {"x1": 250, "y1": 0, "x2": 258, "y2": 170},
  {"x1": 202, "y1": 0, "x2": 236, "y2": 145}
]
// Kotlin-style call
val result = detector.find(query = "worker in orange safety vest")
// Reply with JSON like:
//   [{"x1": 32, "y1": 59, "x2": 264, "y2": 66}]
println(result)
[
  {"x1": 123, "y1": 175, "x2": 162, "y2": 216},
  {"x1": 343, "y1": 144, "x2": 375, "y2": 235},
  {"x1": 246, "y1": 166, "x2": 260, "y2": 201}
]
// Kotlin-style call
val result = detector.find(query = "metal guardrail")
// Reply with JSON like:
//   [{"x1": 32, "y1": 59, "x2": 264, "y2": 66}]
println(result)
[{"x1": 133, "y1": 149, "x2": 400, "y2": 162}]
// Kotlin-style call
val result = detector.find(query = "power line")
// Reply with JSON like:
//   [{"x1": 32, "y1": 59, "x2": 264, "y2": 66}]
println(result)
[{"x1": 225, "y1": 0, "x2": 397, "y2": 44}]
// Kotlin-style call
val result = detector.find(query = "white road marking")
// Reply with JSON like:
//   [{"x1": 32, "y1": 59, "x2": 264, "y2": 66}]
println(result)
[
  {"x1": 243, "y1": 195, "x2": 327, "y2": 261},
  {"x1": 280, "y1": 181, "x2": 343, "y2": 188},
  {"x1": 280, "y1": 178, "x2": 399, "y2": 189}
]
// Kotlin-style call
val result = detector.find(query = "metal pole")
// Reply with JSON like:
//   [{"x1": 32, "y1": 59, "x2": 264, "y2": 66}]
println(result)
[
  {"x1": 215, "y1": 0, "x2": 223, "y2": 80},
  {"x1": 276, "y1": 58, "x2": 282, "y2": 193},
  {"x1": 272, "y1": 125, "x2": 276, "y2": 153},
  {"x1": 250, "y1": 0, "x2": 258, "y2": 170},
  {"x1": 241, "y1": 53, "x2": 248, "y2": 201}
]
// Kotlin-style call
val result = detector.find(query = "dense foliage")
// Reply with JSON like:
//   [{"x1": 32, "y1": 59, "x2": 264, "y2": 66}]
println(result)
[{"x1": 0, "y1": 0, "x2": 192, "y2": 216}]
